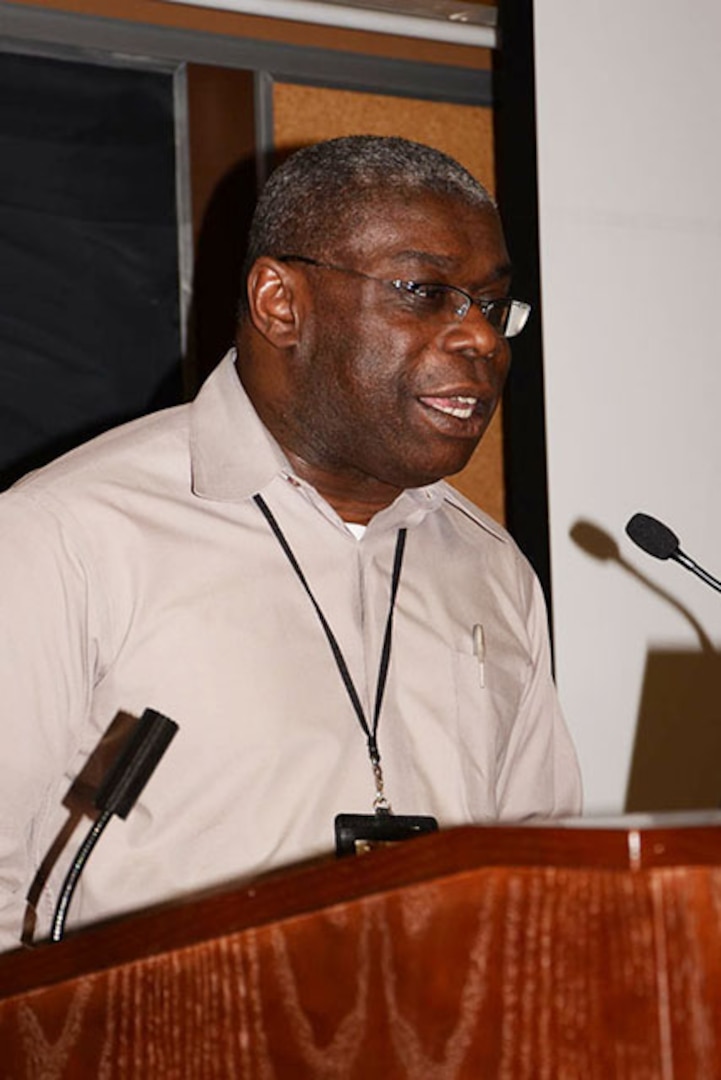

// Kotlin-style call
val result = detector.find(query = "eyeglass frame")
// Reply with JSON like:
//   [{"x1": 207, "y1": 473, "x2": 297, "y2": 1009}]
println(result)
[{"x1": 276, "y1": 254, "x2": 531, "y2": 339}]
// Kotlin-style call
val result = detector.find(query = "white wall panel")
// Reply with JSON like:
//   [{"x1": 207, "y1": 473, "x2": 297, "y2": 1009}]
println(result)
[{"x1": 534, "y1": 2, "x2": 721, "y2": 811}]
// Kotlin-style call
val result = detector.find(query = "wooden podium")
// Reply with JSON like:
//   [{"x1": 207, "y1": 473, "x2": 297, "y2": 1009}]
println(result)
[{"x1": 2, "y1": 819, "x2": 721, "y2": 1078}]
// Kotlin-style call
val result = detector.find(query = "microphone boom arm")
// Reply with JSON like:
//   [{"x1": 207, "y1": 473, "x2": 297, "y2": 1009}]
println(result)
[{"x1": 674, "y1": 549, "x2": 721, "y2": 594}]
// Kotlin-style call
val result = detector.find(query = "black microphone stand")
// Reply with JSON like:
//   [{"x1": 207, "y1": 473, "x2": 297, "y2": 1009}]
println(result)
[{"x1": 50, "y1": 708, "x2": 178, "y2": 943}]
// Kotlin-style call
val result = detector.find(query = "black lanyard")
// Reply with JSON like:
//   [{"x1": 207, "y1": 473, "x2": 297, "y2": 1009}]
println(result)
[{"x1": 254, "y1": 493, "x2": 407, "y2": 811}]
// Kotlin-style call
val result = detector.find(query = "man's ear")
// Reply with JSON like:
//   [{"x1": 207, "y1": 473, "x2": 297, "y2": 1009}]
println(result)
[{"x1": 246, "y1": 257, "x2": 303, "y2": 348}]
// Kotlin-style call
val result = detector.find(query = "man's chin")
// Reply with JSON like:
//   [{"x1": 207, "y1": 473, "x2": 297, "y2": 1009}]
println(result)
[{"x1": 383, "y1": 454, "x2": 480, "y2": 491}]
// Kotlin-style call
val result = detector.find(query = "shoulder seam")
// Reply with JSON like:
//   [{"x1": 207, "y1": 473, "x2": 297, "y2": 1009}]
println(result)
[{"x1": 441, "y1": 494, "x2": 508, "y2": 543}]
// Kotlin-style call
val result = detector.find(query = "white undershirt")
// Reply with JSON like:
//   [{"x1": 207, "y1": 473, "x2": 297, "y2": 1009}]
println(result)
[{"x1": 345, "y1": 522, "x2": 366, "y2": 539}]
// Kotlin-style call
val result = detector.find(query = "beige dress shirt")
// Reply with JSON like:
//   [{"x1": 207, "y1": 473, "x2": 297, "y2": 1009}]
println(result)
[{"x1": 0, "y1": 351, "x2": 581, "y2": 951}]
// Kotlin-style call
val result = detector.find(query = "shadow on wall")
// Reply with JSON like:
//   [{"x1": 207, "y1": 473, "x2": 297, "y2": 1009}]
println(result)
[
  {"x1": 186, "y1": 153, "x2": 258, "y2": 394},
  {"x1": 570, "y1": 520, "x2": 721, "y2": 812},
  {"x1": 626, "y1": 650, "x2": 721, "y2": 811}
]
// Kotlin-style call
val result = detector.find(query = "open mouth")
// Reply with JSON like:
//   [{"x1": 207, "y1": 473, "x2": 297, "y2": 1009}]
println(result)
[{"x1": 418, "y1": 395, "x2": 480, "y2": 420}]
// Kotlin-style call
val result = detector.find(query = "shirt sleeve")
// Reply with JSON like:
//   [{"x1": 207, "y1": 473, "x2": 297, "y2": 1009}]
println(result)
[
  {"x1": 0, "y1": 490, "x2": 96, "y2": 952},
  {"x1": 495, "y1": 568, "x2": 583, "y2": 820}
]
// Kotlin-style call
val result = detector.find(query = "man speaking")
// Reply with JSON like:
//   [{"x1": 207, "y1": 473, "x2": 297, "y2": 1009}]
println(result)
[{"x1": 0, "y1": 136, "x2": 581, "y2": 951}]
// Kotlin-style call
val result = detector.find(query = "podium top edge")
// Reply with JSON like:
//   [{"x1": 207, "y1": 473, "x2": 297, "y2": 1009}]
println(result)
[{"x1": 2, "y1": 819, "x2": 721, "y2": 999}]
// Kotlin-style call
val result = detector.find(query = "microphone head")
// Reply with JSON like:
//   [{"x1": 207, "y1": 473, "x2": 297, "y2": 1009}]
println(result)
[{"x1": 625, "y1": 512, "x2": 680, "y2": 560}]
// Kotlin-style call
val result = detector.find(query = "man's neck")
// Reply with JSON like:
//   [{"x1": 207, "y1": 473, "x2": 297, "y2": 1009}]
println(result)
[{"x1": 284, "y1": 450, "x2": 403, "y2": 526}]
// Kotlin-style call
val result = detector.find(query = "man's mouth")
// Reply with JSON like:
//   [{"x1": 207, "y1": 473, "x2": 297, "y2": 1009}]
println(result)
[{"x1": 418, "y1": 395, "x2": 480, "y2": 420}]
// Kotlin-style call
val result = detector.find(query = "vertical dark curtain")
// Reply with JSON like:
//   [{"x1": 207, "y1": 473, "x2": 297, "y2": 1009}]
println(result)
[
  {"x1": 493, "y1": 1, "x2": 552, "y2": 614},
  {"x1": 0, "y1": 51, "x2": 182, "y2": 488}
]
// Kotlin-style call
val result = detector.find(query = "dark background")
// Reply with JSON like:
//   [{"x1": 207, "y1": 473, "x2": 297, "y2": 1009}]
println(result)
[{"x1": 0, "y1": 51, "x2": 182, "y2": 488}]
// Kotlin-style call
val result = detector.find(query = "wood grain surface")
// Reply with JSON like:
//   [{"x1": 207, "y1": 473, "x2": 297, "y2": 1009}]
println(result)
[{"x1": 2, "y1": 824, "x2": 721, "y2": 1078}]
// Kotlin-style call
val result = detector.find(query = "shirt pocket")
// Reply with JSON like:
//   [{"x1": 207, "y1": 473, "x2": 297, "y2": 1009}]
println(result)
[{"x1": 451, "y1": 648, "x2": 525, "y2": 818}]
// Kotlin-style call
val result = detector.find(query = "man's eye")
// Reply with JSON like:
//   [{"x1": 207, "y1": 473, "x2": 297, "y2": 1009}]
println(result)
[
  {"x1": 480, "y1": 298, "x2": 512, "y2": 330},
  {"x1": 404, "y1": 283, "x2": 449, "y2": 310}
]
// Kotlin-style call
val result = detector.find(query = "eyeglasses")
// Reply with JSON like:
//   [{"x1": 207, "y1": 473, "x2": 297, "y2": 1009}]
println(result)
[{"x1": 279, "y1": 254, "x2": 531, "y2": 339}]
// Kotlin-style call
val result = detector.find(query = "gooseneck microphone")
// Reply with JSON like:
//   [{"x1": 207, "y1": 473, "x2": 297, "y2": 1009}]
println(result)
[
  {"x1": 625, "y1": 512, "x2": 721, "y2": 594},
  {"x1": 50, "y1": 708, "x2": 178, "y2": 943}
]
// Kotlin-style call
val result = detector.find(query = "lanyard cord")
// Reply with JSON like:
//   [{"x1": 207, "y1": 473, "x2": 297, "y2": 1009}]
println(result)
[{"x1": 254, "y1": 493, "x2": 407, "y2": 811}]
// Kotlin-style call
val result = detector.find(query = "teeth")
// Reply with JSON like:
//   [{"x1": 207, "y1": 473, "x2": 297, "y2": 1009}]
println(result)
[{"x1": 423, "y1": 395, "x2": 478, "y2": 419}]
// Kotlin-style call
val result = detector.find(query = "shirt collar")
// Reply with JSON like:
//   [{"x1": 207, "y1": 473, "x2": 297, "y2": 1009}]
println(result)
[{"x1": 190, "y1": 350, "x2": 288, "y2": 501}]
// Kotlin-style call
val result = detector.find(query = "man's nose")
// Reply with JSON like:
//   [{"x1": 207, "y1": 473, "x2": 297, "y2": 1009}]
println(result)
[{"x1": 440, "y1": 303, "x2": 507, "y2": 366}]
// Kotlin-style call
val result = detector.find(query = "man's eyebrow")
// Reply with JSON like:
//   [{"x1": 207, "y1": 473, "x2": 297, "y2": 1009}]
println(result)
[
  {"x1": 480, "y1": 260, "x2": 514, "y2": 284},
  {"x1": 388, "y1": 249, "x2": 514, "y2": 282},
  {"x1": 389, "y1": 249, "x2": 456, "y2": 270}
]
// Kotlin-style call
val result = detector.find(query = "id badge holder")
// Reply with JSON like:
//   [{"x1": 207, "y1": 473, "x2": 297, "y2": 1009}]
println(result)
[{"x1": 334, "y1": 811, "x2": 438, "y2": 857}]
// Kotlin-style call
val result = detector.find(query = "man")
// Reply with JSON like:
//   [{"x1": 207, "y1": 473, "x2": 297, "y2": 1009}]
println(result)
[{"x1": 0, "y1": 136, "x2": 581, "y2": 952}]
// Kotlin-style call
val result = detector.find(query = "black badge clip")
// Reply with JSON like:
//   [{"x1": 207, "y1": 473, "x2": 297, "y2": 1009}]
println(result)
[{"x1": 334, "y1": 812, "x2": 438, "y2": 857}]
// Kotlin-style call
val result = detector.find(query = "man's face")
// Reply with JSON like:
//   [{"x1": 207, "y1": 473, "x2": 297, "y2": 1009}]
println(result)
[{"x1": 277, "y1": 192, "x2": 514, "y2": 494}]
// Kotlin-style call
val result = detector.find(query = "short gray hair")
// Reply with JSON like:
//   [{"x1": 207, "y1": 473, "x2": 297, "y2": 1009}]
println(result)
[{"x1": 239, "y1": 135, "x2": 494, "y2": 316}]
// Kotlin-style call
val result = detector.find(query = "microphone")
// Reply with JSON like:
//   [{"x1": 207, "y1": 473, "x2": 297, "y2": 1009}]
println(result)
[
  {"x1": 50, "y1": 708, "x2": 178, "y2": 943},
  {"x1": 625, "y1": 512, "x2": 721, "y2": 594}
]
